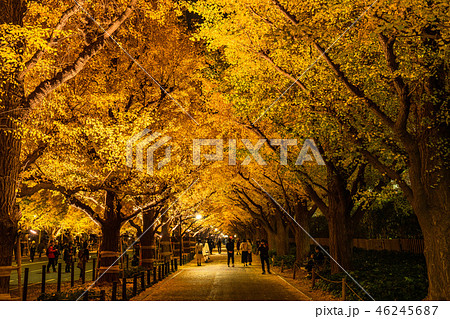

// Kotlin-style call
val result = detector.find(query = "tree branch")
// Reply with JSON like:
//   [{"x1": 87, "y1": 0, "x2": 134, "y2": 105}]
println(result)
[
  {"x1": 18, "y1": 3, "x2": 83, "y2": 80},
  {"x1": 378, "y1": 34, "x2": 411, "y2": 133},
  {"x1": 26, "y1": 0, "x2": 137, "y2": 109},
  {"x1": 258, "y1": 50, "x2": 311, "y2": 95},
  {"x1": 20, "y1": 142, "x2": 48, "y2": 173}
]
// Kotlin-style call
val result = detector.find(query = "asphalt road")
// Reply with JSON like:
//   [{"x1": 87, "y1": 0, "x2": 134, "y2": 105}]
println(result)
[
  {"x1": 136, "y1": 253, "x2": 311, "y2": 301},
  {"x1": 9, "y1": 253, "x2": 99, "y2": 287}
]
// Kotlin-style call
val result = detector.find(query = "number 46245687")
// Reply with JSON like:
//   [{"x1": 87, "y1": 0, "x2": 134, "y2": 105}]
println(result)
[{"x1": 375, "y1": 306, "x2": 438, "y2": 316}]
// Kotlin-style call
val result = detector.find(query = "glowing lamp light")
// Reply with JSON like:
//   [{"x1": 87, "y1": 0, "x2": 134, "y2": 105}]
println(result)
[
  {"x1": 29, "y1": 230, "x2": 38, "y2": 235},
  {"x1": 195, "y1": 214, "x2": 202, "y2": 220}
]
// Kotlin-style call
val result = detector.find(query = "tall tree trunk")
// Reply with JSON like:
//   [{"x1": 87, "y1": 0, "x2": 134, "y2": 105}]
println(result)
[
  {"x1": 326, "y1": 171, "x2": 354, "y2": 274},
  {"x1": 327, "y1": 211, "x2": 353, "y2": 274},
  {"x1": 293, "y1": 215, "x2": 311, "y2": 263},
  {"x1": 97, "y1": 220, "x2": 121, "y2": 284},
  {"x1": 0, "y1": 0, "x2": 26, "y2": 298},
  {"x1": 141, "y1": 209, "x2": 157, "y2": 269},
  {"x1": 274, "y1": 215, "x2": 289, "y2": 256},
  {"x1": 409, "y1": 134, "x2": 450, "y2": 300},
  {"x1": 0, "y1": 128, "x2": 21, "y2": 298},
  {"x1": 97, "y1": 190, "x2": 121, "y2": 284},
  {"x1": 160, "y1": 213, "x2": 172, "y2": 262},
  {"x1": 266, "y1": 229, "x2": 277, "y2": 253},
  {"x1": 291, "y1": 198, "x2": 314, "y2": 263},
  {"x1": 0, "y1": 65, "x2": 24, "y2": 300}
]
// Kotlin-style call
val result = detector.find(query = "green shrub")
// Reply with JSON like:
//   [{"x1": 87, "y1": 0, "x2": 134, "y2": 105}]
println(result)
[
  {"x1": 273, "y1": 255, "x2": 296, "y2": 268},
  {"x1": 268, "y1": 249, "x2": 277, "y2": 259},
  {"x1": 124, "y1": 266, "x2": 146, "y2": 278},
  {"x1": 314, "y1": 249, "x2": 428, "y2": 301}
]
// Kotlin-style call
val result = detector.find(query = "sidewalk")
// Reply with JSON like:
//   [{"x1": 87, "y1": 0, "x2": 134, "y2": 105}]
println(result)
[{"x1": 135, "y1": 252, "x2": 312, "y2": 301}]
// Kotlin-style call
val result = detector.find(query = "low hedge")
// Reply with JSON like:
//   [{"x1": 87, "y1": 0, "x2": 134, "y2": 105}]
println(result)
[{"x1": 314, "y1": 249, "x2": 428, "y2": 301}]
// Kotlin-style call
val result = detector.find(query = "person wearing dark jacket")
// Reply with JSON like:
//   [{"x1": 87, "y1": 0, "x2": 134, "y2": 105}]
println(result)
[
  {"x1": 226, "y1": 237, "x2": 235, "y2": 267},
  {"x1": 208, "y1": 239, "x2": 215, "y2": 255},
  {"x1": 30, "y1": 241, "x2": 36, "y2": 262},
  {"x1": 217, "y1": 239, "x2": 222, "y2": 254},
  {"x1": 46, "y1": 241, "x2": 57, "y2": 272},
  {"x1": 258, "y1": 239, "x2": 271, "y2": 274},
  {"x1": 63, "y1": 244, "x2": 74, "y2": 273},
  {"x1": 77, "y1": 242, "x2": 89, "y2": 278},
  {"x1": 313, "y1": 246, "x2": 325, "y2": 266}
]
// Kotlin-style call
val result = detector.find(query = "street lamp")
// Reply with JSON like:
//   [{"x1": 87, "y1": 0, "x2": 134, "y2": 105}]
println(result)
[{"x1": 195, "y1": 214, "x2": 202, "y2": 220}]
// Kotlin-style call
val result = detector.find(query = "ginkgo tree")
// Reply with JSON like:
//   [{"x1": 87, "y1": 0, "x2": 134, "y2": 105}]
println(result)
[
  {"x1": 16, "y1": 0, "x2": 212, "y2": 285},
  {"x1": 0, "y1": 0, "x2": 141, "y2": 297},
  {"x1": 191, "y1": 0, "x2": 449, "y2": 299},
  {"x1": 18, "y1": 190, "x2": 98, "y2": 240}
]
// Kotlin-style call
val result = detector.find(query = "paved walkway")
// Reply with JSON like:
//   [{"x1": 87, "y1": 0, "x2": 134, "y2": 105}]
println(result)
[{"x1": 136, "y1": 252, "x2": 311, "y2": 301}]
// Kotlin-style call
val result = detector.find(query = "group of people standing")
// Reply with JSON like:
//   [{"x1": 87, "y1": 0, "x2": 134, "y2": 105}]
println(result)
[
  {"x1": 196, "y1": 236, "x2": 272, "y2": 275},
  {"x1": 45, "y1": 240, "x2": 90, "y2": 277}
]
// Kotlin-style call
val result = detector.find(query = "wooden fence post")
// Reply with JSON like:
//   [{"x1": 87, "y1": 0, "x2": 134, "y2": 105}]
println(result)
[
  {"x1": 112, "y1": 282, "x2": 117, "y2": 301},
  {"x1": 22, "y1": 268, "x2": 29, "y2": 301},
  {"x1": 158, "y1": 265, "x2": 162, "y2": 281},
  {"x1": 281, "y1": 259, "x2": 284, "y2": 273},
  {"x1": 70, "y1": 261, "x2": 75, "y2": 287},
  {"x1": 342, "y1": 277, "x2": 346, "y2": 301},
  {"x1": 92, "y1": 258, "x2": 96, "y2": 281},
  {"x1": 100, "y1": 290, "x2": 106, "y2": 301},
  {"x1": 41, "y1": 265, "x2": 46, "y2": 294},
  {"x1": 147, "y1": 269, "x2": 151, "y2": 286},
  {"x1": 171, "y1": 259, "x2": 174, "y2": 272},
  {"x1": 153, "y1": 266, "x2": 157, "y2": 283},
  {"x1": 311, "y1": 268, "x2": 316, "y2": 289},
  {"x1": 174, "y1": 258, "x2": 178, "y2": 271},
  {"x1": 133, "y1": 274, "x2": 137, "y2": 296},
  {"x1": 122, "y1": 276, "x2": 127, "y2": 301},
  {"x1": 57, "y1": 263, "x2": 62, "y2": 292},
  {"x1": 81, "y1": 262, "x2": 86, "y2": 284},
  {"x1": 141, "y1": 271, "x2": 145, "y2": 291},
  {"x1": 17, "y1": 239, "x2": 22, "y2": 297}
]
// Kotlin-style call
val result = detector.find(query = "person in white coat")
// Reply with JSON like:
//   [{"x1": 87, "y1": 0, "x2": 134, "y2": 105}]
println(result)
[
  {"x1": 195, "y1": 240, "x2": 203, "y2": 266},
  {"x1": 240, "y1": 240, "x2": 249, "y2": 267},
  {"x1": 203, "y1": 241, "x2": 211, "y2": 263}
]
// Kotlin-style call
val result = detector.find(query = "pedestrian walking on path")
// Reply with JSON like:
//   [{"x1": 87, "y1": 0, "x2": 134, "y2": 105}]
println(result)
[
  {"x1": 37, "y1": 242, "x2": 44, "y2": 258},
  {"x1": 217, "y1": 238, "x2": 222, "y2": 254},
  {"x1": 247, "y1": 239, "x2": 253, "y2": 266},
  {"x1": 77, "y1": 241, "x2": 89, "y2": 278},
  {"x1": 258, "y1": 239, "x2": 271, "y2": 274},
  {"x1": 63, "y1": 244, "x2": 74, "y2": 273},
  {"x1": 226, "y1": 236, "x2": 235, "y2": 267},
  {"x1": 203, "y1": 241, "x2": 211, "y2": 263},
  {"x1": 208, "y1": 238, "x2": 215, "y2": 255},
  {"x1": 240, "y1": 239, "x2": 249, "y2": 266},
  {"x1": 195, "y1": 240, "x2": 204, "y2": 266},
  {"x1": 30, "y1": 241, "x2": 36, "y2": 262},
  {"x1": 46, "y1": 241, "x2": 57, "y2": 272},
  {"x1": 236, "y1": 238, "x2": 241, "y2": 255}
]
